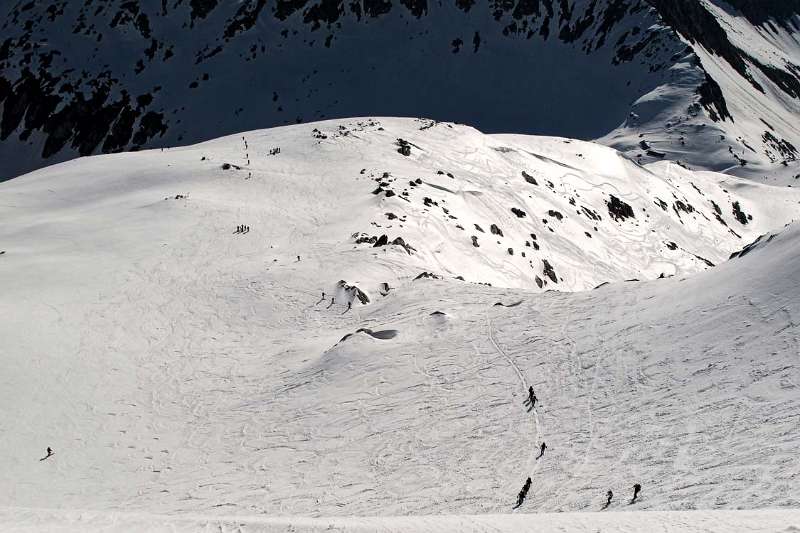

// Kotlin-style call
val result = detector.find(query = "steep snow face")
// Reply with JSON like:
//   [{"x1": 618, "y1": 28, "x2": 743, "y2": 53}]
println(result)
[
  {"x1": 1, "y1": 120, "x2": 800, "y2": 523},
  {"x1": 3, "y1": 0, "x2": 800, "y2": 181},
  {"x1": 603, "y1": 1, "x2": 800, "y2": 183}
]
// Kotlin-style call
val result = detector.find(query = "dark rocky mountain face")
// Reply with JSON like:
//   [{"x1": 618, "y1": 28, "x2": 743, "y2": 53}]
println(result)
[
  {"x1": 0, "y1": 0, "x2": 799, "y2": 179},
  {"x1": 717, "y1": 0, "x2": 800, "y2": 24}
]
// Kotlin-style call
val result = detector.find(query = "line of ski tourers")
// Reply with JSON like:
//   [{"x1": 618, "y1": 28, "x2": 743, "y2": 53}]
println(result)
[{"x1": 515, "y1": 386, "x2": 642, "y2": 510}]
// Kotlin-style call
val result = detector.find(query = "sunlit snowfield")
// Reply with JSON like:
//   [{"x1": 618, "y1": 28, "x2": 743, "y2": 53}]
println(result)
[{"x1": 1, "y1": 118, "x2": 799, "y2": 531}]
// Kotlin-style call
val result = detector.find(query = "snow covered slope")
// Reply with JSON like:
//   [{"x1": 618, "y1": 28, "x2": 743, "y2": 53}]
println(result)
[
  {"x1": 1, "y1": 119, "x2": 799, "y2": 528},
  {"x1": 4, "y1": 507, "x2": 800, "y2": 532},
  {"x1": 3, "y1": 0, "x2": 800, "y2": 181},
  {"x1": 2, "y1": 118, "x2": 797, "y2": 293}
]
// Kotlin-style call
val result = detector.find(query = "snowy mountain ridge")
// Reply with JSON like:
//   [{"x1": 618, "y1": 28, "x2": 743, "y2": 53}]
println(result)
[
  {"x1": 4, "y1": 118, "x2": 798, "y2": 293},
  {"x1": 3, "y1": 0, "x2": 800, "y2": 181}
]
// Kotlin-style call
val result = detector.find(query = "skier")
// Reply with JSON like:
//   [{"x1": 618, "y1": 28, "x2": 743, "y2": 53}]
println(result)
[
  {"x1": 631, "y1": 483, "x2": 641, "y2": 504},
  {"x1": 297, "y1": 255, "x2": 301, "y2": 262},
  {"x1": 347, "y1": 301, "x2": 352, "y2": 312},
  {"x1": 322, "y1": 291, "x2": 326, "y2": 300},
  {"x1": 536, "y1": 442, "x2": 547, "y2": 460},
  {"x1": 515, "y1": 477, "x2": 532, "y2": 507},
  {"x1": 40, "y1": 447, "x2": 54, "y2": 461},
  {"x1": 604, "y1": 490, "x2": 613, "y2": 509},
  {"x1": 527, "y1": 386, "x2": 537, "y2": 408}
]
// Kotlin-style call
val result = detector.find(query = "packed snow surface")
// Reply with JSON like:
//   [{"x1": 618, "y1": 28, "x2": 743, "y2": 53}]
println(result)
[
  {"x1": 4, "y1": 507, "x2": 800, "y2": 532},
  {"x1": 1, "y1": 118, "x2": 799, "y2": 530}
]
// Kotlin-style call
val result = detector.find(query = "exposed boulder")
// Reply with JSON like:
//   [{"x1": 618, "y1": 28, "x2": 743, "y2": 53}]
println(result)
[
  {"x1": 355, "y1": 234, "x2": 378, "y2": 244},
  {"x1": 542, "y1": 259, "x2": 558, "y2": 283},
  {"x1": 522, "y1": 171, "x2": 538, "y2": 185},
  {"x1": 606, "y1": 195, "x2": 635, "y2": 222},
  {"x1": 391, "y1": 236, "x2": 416, "y2": 254},
  {"x1": 732, "y1": 201, "x2": 752, "y2": 225},
  {"x1": 336, "y1": 280, "x2": 370, "y2": 305},
  {"x1": 396, "y1": 138, "x2": 412, "y2": 156}
]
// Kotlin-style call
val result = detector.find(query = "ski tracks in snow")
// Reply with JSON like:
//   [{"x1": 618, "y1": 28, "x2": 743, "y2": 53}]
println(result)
[{"x1": 485, "y1": 306, "x2": 543, "y2": 506}]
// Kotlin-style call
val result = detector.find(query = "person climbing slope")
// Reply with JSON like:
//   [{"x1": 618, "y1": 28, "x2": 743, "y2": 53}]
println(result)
[
  {"x1": 515, "y1": 477, "x2": 532, "y2": 508},
  {"x1": 603, "y1": 490, "x2": 613, "y2": 509},
  {"x1": 631, "y1": 483, "x2": 641, "y2": 504},
  {"x1": 536, "y1": 442, "x2": 546, "y2": 460},
  {"x1": 525, "y1": 386, "x2": 537, "y2": 409}
]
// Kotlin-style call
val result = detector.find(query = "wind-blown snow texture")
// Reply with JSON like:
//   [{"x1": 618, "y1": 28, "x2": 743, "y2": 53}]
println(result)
[
  {"x1": 2, "y1": 0, "x2": 800, "y2": 181},
  {"x1": 1, "y1": 119, "x2": 800, "y2": 531}
]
